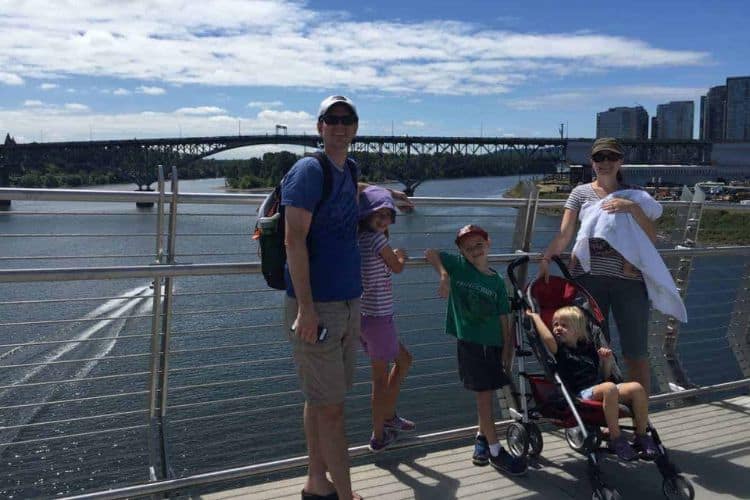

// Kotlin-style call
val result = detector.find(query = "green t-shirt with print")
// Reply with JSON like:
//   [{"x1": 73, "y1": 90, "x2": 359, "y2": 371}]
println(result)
[{"x1": 439, "y1": 252, "x2": 510, "y2": 347}]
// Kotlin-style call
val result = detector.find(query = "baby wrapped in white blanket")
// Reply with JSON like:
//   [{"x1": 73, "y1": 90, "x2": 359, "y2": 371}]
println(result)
[{"x1": 571, "y1": 189, "x2": 687, "y2": 322}]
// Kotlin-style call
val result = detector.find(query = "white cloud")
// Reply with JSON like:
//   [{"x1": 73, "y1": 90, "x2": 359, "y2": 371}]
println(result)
[
  {"x1": 609, "y1": 85, "x2": 705, "y2": 100},
  {"x1": 23, "y1": 100, "x2": 44, "y2": 107},
  {"x1": 137, "y1": 86, "x2": 166, "y2": 95},
  {"x1": 504, "y1": 85, "x2": 707, "y2": 110},
  {"x1": 504, "y1": 92, "x2": 589, "y2": 110},
  {"x1": 248, "y1": 100, "x2": 283, "y2": 109},
  {"x1": 0, "y1": 1, "x2": 709, "y2": 96},
  {"x1": 175, "y1": 106, "x2": 226, "y2": 115},
  {"x1": 403, "y1": 120, "x2": 425, "y2": 127},
  {"x1": 0, "y1": 105, "x2": 318, "y2": 143},
  {"x1": 64, "y1": 103, "x2": 90, "y2": 112},
  {"x1": 113, "y1": 88, "x2": 131, "y2": 95},
  {"x1": 0, "y1": 72, "x2": 24, "y2": 85},
  {"x1": 39, "y1": 82, "x2": 58, "y2": 90}
]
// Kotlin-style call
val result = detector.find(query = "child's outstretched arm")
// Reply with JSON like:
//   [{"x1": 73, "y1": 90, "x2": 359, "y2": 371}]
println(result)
[
  {"x1": 379, "y1": 246, "x2": 408, "y2": 274},
  {"x1": 424, "y1": 249, "x2": 450, "y2": 298},
  {"x1": 525, "y1": 311, "x2": 558, "y2": 354}
]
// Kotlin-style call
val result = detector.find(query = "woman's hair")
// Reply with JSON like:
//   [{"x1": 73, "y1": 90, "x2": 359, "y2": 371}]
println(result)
[{"x1": 554, "y1": 306, "x2": 589, "y2": 342}]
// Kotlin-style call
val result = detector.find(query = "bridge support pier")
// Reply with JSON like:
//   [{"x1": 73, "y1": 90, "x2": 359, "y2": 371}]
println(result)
[{"x1": 0, "y1": 166, "x2": 10, "y2": 207}]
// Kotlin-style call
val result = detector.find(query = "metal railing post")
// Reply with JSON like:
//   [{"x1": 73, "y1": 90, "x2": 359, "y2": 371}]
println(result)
[
  {"x1": 502, "y1": 180, "x2": 539, "y2": 418},
  {"x1": 509, "y1": 180, "x2": 539, "y2": 286},
  {"x1": 154, "y1": 166, "x2": 165, "y2": 264},
  {"x1": 147, "y1": 167, "x2": 167, "y2": 483},
  {"x1": 157, "y1": 167, "x2": 179, "y2": 480},
  {"x1": 728, "y1": 261, "x2": 750, "y2": 378},
  {"x1": 649, "y1": 186, "x2": 704, "y2": 403}
]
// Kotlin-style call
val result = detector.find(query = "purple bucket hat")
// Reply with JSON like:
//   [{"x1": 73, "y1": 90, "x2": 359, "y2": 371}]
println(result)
[{"x1": 359, "y1": 186, "x2": 396, "y2": 223}]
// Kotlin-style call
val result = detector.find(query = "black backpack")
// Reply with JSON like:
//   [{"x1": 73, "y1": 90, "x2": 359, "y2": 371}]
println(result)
[{"x1": 253, "y1": 152, "x2": 357, "y2": 290}]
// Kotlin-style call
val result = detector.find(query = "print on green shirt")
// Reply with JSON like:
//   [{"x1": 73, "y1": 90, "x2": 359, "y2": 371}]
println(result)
[{"x1": 439, "y1": 252, "x2": 510, "y2": 347}]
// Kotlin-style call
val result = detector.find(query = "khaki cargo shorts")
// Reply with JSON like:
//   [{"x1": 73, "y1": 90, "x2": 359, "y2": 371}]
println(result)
[{"x1": 284, "y1": 296, "x2": 360, "y2": 406}]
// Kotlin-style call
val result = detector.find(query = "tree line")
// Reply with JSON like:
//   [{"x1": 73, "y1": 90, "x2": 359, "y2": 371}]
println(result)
[{"x1": 8, "y1": 149, "x2": 558, "y2": 189}]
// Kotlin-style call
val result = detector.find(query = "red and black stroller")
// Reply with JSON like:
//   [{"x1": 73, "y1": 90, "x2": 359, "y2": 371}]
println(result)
[{"x1": 504, "y1": 256, "x2": 694, "y2": 500}]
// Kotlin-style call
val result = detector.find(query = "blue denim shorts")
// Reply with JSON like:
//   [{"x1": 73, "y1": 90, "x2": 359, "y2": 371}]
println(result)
[{"x1": 579, "y1": 383, "x2": 624, "y2": 400}]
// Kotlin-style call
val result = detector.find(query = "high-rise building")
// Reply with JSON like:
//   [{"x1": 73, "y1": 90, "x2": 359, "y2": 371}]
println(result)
[
  {"x1": 700, "y1": 85, "x2": 727, "y2": 141},
  {"x1": 655, "y1": 101, "x2": 694, "y2": 139},
  {"x1": 651, "y1": 116, "x2": 659, "y2": 140},
  {"x1": 596, "y1": 106, "x2": 648, "y2": 139},
  {"x1": 725, "y1": 76, "x2": 750, "y2": 141}
]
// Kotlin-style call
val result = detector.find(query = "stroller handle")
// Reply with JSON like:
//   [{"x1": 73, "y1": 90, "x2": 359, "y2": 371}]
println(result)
[
  {"x1": 507, "y1": 256, "x2": 529, "y2": 292},
  {"x1": 507, "y1": 255, "x2": 574, "y2": 292},
  {"x1": 550, "y1": 255, "x2": 574, "y2": 280}
]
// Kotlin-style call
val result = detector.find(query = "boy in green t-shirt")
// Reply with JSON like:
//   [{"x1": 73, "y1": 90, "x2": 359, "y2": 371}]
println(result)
[{"x1": 425, "y1": 224, "x2": 527, "y2": 476}]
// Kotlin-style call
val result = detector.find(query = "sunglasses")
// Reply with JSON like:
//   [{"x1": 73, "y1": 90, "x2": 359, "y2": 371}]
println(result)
[
  {"x1": 592, "y1": 152, "x2": 623, "y2": 163},
  {"x1": 320, "y1": 114, "x2": 358, "y2": 126}
]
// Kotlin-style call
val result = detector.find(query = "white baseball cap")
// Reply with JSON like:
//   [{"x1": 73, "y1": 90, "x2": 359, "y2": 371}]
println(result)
[{"x1": 317, "y1": 95, "x2": 358, "y2": 120}]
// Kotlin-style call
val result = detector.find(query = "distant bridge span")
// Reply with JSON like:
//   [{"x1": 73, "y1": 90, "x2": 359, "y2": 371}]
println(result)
[
  {"x1": 0, "y1": 134, "x2": 570, "y2": 163},
  {"x1": 0, "y1": 134, "x2": 714, "y2": 193}
]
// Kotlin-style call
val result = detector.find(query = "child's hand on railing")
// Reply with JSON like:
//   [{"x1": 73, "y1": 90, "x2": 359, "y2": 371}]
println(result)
[{"x1": 393, "y1": 248, "x2": 408, "y2": 260}]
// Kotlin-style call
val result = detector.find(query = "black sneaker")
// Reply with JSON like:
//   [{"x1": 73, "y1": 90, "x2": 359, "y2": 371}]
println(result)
[
  {"x1": 472, "y1": 434, "x2": 490, "y2": 466},
  {"x1": 489, "y1": 447, "x2": 528, "y2": 476}
]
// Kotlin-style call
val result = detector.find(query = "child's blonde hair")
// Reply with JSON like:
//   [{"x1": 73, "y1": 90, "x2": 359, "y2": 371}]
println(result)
[{"x1": 554, "y1": 306, "x2": 589, "y2": 342}]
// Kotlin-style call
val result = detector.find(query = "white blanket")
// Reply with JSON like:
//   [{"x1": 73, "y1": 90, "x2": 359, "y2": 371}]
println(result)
[{"x1": 572, "y1": 189, "x2": 688, "y2": 322}]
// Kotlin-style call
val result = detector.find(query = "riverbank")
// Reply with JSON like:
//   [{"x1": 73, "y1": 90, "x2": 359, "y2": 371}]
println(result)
[{"x1": 504, "y1": 181, "x2": 750, "y2": 246}]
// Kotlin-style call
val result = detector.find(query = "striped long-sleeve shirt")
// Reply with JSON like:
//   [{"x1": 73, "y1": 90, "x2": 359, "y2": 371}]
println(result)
[{"x1": 359, "y1": 231, "x2": 394, "y2": 316}]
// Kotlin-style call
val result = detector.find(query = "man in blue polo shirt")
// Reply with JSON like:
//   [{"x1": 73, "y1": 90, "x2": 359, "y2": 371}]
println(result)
[{"x1": 282, "y1": 95, "x2": 411, "y2": 500}]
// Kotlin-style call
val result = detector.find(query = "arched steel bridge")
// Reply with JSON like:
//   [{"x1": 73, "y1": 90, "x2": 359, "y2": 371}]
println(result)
[{"x1": 0, "y1": 134, "x2": 712, "y2": 189}]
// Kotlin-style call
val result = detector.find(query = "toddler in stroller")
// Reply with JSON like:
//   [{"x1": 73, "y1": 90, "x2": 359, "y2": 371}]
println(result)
[
  {"x1": 503, "y1": 256, "x2": 694, "y2": 500},
  {"x1": 526, "y1": 305, "x2": 656, "y2": 461}
]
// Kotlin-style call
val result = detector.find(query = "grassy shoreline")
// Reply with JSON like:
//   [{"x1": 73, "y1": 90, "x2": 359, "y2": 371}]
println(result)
[{"x1": 504, "y1": 181, "x2": 750, "y2": 246}]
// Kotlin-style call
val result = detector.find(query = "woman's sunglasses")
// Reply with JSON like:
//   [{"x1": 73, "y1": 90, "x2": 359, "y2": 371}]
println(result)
[
  {"x1": 592, "y1": 152, "x2": 623, "y2": 163},
  {"x1": 320, "y1": 114, "x2": 358, "y2": 126}
]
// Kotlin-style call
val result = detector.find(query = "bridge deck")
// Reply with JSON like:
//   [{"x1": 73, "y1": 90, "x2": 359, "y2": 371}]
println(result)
[{"x1": 200, "y1": 395, "x2": 750, "y2": 500}]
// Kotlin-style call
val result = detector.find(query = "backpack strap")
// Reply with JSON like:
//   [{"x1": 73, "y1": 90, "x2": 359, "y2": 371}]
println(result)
[{"x1": 311, "y1": 152, "x2": 357, "y2": 213}]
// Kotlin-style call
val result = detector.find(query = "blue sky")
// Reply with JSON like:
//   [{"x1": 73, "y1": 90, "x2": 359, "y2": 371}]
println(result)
[{"x1": 1, "y1": 0, "x2": 747, "y2": 148}]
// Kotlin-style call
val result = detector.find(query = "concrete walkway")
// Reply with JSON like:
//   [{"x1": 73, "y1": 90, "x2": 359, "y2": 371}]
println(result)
[{"x1": 200, "y1": 396, "x2": 750, "y2": 499}]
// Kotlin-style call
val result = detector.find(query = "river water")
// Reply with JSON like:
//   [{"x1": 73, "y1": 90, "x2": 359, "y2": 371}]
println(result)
[{"x1": 0, "y1": 175, "x2": 744, "y2": 497}]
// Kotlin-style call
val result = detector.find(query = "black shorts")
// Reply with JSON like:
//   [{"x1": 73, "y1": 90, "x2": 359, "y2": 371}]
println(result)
[{"x1": 457, "y1": 339, "x2": 509, "y2": 392}]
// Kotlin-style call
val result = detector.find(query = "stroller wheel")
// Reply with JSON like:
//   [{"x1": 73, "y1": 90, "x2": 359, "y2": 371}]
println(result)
[
  {"x1": 506, "y1": 422, "x2": 529, "y2": 459},
  {"x1": 592, "y1": 486, "x2": 622, "y2": 500},
  {"x1": 662, "y1": 475, "x2": 695, "y2": 500},
  {"x1": 565, "y1": 426, "x2": 602, "y2": 454},
  {"x1": 527, "y1": 422, "x2": 543, "y2": 457}
]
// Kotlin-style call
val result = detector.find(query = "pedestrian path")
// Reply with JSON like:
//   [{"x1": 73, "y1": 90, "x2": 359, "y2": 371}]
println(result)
[{"x1": 200, "y1": 396, "x2": 750, "y2": 499}]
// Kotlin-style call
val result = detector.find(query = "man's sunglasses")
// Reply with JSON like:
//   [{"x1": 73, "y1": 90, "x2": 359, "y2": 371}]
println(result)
[
  {"x1": 592, "y1": 152, "x2": 623, "y2": 163},
  {"x1": 320, "y1": 114, "x2": 358, "y2": 126}
]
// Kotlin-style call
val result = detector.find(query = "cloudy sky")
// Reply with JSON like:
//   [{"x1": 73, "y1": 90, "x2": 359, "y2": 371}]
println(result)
[{"x1": 1, "y1": 0, "x2": 747, "y2": 146}]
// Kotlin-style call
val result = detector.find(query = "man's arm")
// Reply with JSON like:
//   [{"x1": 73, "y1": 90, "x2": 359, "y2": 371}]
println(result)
[
  {"x1": 358, "y1": 182, "x2": 415, "y2": 211},
  {"x1": 285, "y1": 205, "x2": 318, "y2": 344}
]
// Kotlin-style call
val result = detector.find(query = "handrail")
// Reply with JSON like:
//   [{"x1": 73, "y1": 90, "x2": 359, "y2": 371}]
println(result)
[
  {"x1": 2, "y1": 247, "x2": 750, "y2": 283},
  {"x1": 8, "y1": 186, "x2": 750, "y2": 210}
]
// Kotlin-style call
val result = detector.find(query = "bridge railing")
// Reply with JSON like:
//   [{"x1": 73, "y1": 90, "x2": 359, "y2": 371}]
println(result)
[{"x1": 0, "y1": 181, "x2": 749, "y2": 499}]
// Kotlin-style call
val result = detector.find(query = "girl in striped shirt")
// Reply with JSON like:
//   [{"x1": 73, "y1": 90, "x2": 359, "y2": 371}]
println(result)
[{"x1": 358, "y1": 186, "x2": 415, "y2": 453}]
